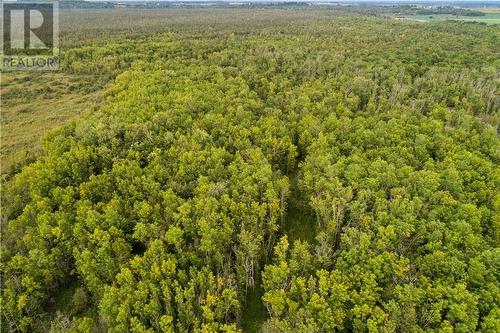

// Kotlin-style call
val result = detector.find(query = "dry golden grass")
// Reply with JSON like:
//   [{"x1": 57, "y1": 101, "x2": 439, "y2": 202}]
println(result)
[{"x1": 1, "y1": 72, "x2": 100, "y2": 175}]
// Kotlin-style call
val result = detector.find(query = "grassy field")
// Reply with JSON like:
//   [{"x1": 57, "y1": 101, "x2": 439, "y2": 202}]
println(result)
[
  {"x1": 401, "y1": 12, "x2": 500, "y2": 24},
  {"x1": 1, "y1": 72, "x2": 102, "y2": 175}
]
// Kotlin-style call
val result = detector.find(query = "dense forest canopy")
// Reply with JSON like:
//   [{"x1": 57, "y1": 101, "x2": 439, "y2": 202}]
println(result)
[{"x1": 1, "y1": 5, "x2": 499, "y2": 333}]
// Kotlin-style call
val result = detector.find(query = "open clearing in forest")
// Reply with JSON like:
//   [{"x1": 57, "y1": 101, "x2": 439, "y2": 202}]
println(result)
[
  {"x1": 400, "y1": 13, "x2": 500, "y2": 24},
  {"x1": 1, "y1": 72, "x2": 101, "y2": 175}
]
